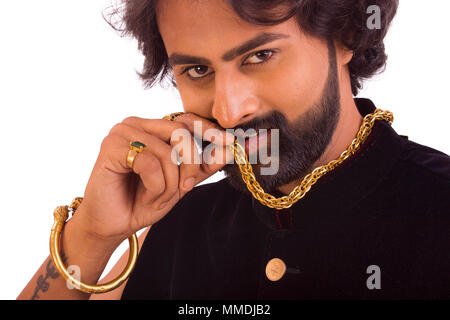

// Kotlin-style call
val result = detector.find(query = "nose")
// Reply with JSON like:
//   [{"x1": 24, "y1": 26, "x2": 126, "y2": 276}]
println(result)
[{"x1": 211, "y1": 70, "x2": 261, "y2": 129}]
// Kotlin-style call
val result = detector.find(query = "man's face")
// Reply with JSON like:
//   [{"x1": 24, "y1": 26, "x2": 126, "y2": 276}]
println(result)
[{"x1": 157, "y1": 0, "x2": 344, "y2": 193}]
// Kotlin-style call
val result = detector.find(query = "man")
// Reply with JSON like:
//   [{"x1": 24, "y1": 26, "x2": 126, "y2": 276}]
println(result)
[{"x1": 19, "y1": 0, "x2": 449, "y2": 300}]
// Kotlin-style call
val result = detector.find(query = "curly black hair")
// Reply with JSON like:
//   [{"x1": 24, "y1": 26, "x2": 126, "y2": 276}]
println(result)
[{"x1": 106, "y1": 0, "x2": 398, "y2": 95}]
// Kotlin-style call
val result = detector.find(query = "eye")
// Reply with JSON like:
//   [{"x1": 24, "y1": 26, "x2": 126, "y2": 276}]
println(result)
[
  {"x1": 242, "y1": 49, "x2": 276, "y2": 65},
  {"x1": 179, "y1": 49, "x2": 278, "y2": 81},
  {"x1": 181, "y1": 65, "x2": 213, "y2": 80}
]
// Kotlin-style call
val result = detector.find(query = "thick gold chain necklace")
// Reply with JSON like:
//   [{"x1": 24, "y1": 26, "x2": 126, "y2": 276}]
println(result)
[{"x1": 229, "y1": 109, "x2": 394, "y2": 210}]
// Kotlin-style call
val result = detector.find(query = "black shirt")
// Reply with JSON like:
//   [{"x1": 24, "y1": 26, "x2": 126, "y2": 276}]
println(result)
[{"x1": 122, "y1": 98, "x2": 450, "y2": 299}]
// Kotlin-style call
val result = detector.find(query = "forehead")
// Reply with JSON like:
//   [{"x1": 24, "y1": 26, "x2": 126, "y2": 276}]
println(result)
[{"x1": 156, "y1": 0, "x2": 301, "y2": 56}]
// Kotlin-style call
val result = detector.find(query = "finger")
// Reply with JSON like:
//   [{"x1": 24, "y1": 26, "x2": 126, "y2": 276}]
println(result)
[
  {"x1": 168, "y1": 115, "x2": 235, "y2": 189},
  {"x1": 195, "y1": 143, "x2": 235, "y2": 184},
  {"x1": 174, "y1": 113, "x2": 237, "y2": 179},
  {"x1": 174, "y1": 112, "x2": 235, "y2": 146},
  {"x1": 108, "y1": 123, "x2": 180, "y2": 209},
  {"x1": 131, "y1": 146, "x2": 166, "y2": 203},
  {"x1": 170, "y1": 128, "x2": 202, "y2": 196},
  {"x1": 99, "y1": 132, "x2": 166, "y2": 204},
  {"x1": 121, "y1": 116, "x2": 193, "y2": 144},
  {"x1": 124, "y1": 116, "x2": 207, "y2": 195}
]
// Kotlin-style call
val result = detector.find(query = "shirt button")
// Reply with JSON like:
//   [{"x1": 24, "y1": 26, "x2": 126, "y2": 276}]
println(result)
[{"x1": 265, "y1": 258, "x2": 287, "y2": 281}]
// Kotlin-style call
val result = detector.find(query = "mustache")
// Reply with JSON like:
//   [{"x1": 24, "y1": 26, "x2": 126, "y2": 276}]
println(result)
[
  {"x1": 201, "y1": 111, "x2": 290, "y2": 151},
  {"x1": 209, "y1": 110, "x2": 288, "y2": 134}
]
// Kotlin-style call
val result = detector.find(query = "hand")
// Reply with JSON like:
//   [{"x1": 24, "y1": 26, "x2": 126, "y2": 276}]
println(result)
[{"x1": 72, "y1": 113, "x2": 234, "y2": 245}]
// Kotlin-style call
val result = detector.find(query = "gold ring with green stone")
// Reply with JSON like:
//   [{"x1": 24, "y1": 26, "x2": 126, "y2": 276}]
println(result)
[{"x1": 126, "y1": 141, "x2": 147, "y2": 169}]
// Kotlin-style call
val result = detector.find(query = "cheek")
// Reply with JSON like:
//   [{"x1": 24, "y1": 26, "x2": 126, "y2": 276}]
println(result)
[
  {"x1": 176, "y1": 79, "x2": 213, "y2": 116},
  {"x1": 259, "y1": 47, "x2": 328, "y2": 120}
]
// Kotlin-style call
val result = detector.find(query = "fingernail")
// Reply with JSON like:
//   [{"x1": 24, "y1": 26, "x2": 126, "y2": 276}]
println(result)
[
  {"x1": 159, "y1": 201, "x2": 168, "y2": 210},
  {"x1": 183, "y1": 177, "x2": 195, "y2": 190}
]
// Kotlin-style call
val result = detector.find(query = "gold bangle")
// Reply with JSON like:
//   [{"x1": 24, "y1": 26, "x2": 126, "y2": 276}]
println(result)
[{"x1": 49, "y1": 197, "x2": 139, "y2": 294}]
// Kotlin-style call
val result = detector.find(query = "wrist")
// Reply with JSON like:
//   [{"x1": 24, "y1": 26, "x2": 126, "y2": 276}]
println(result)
[
  {"x1": 60, "y1": 215, "x2": 119, "y2": 272},
  {"x1": 48, "y1": 202, "x2": 138, "y2": 293}
]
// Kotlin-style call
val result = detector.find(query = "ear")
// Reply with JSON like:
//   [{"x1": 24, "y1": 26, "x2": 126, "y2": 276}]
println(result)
[
  {"x1": 342, "y1": 48, "x2": 354, "y2": 65},
  {"x1": 335, "y1": 41, "x2": 354, "y2": 66}
]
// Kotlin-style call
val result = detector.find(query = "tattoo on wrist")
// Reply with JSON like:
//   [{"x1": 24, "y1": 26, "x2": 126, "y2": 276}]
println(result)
[{"x1": 31, "y1": 253, "x2": 67, "y2": 300}]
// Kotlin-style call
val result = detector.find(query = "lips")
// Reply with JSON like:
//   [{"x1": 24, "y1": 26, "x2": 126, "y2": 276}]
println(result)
[{"x1": 243, "y1": 129, "x2": 271, "y2": 156}]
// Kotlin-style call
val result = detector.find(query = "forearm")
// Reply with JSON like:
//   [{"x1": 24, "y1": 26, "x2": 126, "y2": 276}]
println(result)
[{"x1": 17, "y1": 215, "x2": 119, "y2": 300}]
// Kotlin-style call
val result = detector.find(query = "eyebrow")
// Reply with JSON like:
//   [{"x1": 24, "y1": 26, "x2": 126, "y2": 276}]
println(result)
[{"x1": 168, "y1": 32, "x2": 290, "y2": 67}]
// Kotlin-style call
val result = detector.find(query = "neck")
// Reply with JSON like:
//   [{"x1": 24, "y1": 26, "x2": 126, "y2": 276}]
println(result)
[{"x1": 277, "y1": 85, "x2": 363, "y2": 196}]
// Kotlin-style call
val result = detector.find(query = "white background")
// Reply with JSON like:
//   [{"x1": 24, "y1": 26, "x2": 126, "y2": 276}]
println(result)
[{"x1": 0, "y1": 1, "x2": 449, "y2": 299}]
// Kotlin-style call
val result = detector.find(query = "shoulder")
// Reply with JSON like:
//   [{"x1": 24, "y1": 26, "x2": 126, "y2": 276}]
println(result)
[
  {"x1": 398, "y1": 138, "x2": 450, "y2": 184},
  {"x1": 385, "y1": 137, "x2": 450, "y2": 211}
]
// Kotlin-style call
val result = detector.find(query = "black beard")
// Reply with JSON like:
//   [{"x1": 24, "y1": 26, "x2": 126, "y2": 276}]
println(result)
[{"x1": 222, "y1": 40, "x2": 341, "y2": 195}]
